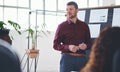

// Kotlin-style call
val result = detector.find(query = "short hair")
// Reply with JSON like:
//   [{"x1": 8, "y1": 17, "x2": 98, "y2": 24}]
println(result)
[
  {"x1": 67, "y1": 1, "x2": 78, "y2": 9},
  {"x1": 0, "y1": 28, "x2": 10, "y2": 39}
]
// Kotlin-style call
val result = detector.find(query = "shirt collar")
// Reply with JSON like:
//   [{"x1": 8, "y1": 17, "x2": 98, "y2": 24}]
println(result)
[{"x1": 67, "y1": 19, "x2": 79, "y2": 24}]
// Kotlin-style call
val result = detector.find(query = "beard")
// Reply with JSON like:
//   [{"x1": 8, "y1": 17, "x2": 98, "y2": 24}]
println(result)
[
  {"x1": 69, "y1": 15, "x2": 76, "y2": 19},
  {"x1": 67, "y1": 13, "x2": 77, "y2": 19}
]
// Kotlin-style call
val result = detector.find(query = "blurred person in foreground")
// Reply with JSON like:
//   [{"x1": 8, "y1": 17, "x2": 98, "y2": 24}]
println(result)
[
  {"x1": 80, "y1": 26, "x2": 120, "y2": 72},
  {"x1": 0, "y1": 28, "x2": 22, "y2": 72}
]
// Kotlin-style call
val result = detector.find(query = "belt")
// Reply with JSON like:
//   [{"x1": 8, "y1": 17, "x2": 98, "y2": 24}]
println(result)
[{"x1": 64, "y1": 53, "x2": 86, "y2": 57}]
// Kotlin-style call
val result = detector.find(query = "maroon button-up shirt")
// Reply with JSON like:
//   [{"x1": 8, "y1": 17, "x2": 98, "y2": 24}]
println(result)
[{"x1": 53, "y1": 19, "x2": 91, "y2": 54}]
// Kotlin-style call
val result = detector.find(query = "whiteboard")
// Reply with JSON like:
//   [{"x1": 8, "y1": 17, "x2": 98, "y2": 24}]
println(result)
[
  {"x1": 112, "y1": 8, "x2": 120, "y2": 27},
  {"x1": 89, "y1": 9, "x2": 108, "y2": 23},
  {"x1": 88, "y1": 24, "x2": 101, "y2": 38},
  {"x1": 77, "y1": 10, "x2": 86, "y2": 21}
]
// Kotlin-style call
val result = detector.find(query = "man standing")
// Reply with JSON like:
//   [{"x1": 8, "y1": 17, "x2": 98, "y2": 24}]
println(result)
[{"x1": 53, "y1": 1, "x2": 91, "y2": 72}]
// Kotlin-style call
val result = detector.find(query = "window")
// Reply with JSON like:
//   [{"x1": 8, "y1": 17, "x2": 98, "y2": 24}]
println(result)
[
  {"x1": 89, "y1": 0, "x2": 99, "y2": 7},
  {"x1": 115, "y1": 0, "x2": 120, "y2": 5},
  {"x1": 0, "y1": 0, "x2": 29, "y2": 29},
  {"x1": 78, "y1": 0, "x2": 88, "y2": 8},
  {"x1": 4, "y1": 8, "x2": 17, "y2": 22},
  {"x1": 0, "y1": 0, "x2": 103, "y2": 31},
  {"x1": 4, "y1": 0, "x2": 17, "y2": 6},
  {"x1": 45, "y1": 0, "x2": 56, "y2": 11},
  {"x1": 0, "y1": 0, "x2": 3, "y2": 5},
  {"x1": 18, "y1": 9, "x2": 29, "y2": 29},
  {"x1": 31, "y1": 0, "x2": 43, "y2": 10},
  {"x1": 0, "y1": 7, "x2": 3, "y2": 20},
  {"x1": 18, "y1": 0, "x2": 29, "y2": 7}
]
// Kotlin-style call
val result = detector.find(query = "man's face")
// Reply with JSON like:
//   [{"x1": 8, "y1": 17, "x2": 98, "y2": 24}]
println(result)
[{"x1": 66, "y1": 5, "x2": 78, "y2": 19}]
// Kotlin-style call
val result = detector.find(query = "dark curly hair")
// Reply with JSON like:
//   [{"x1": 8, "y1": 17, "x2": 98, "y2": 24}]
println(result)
[{"x1": 81, "y1": 26, "x2": 120, "y2": 72}]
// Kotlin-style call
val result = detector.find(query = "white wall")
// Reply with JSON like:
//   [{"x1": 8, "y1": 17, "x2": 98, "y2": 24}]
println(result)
[{"x1": 10, "y1": 31, "x2": 61, "y2": 72}]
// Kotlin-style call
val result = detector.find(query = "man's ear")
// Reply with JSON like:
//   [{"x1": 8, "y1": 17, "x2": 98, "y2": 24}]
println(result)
[{"x1": 76, "y1": 9, "x2": 79, "y2": 12}]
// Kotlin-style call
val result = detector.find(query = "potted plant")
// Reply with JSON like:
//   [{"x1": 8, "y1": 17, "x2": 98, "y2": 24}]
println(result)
[
  {"x1": 25, "y1": 27, "x2": 39, "y2": 58},
  {"x1": 0, "y1": 20, "x2": 21, "y2": 36},
  {"x1": 25, "y1": 25, "x2": 50, "y2": 58}
]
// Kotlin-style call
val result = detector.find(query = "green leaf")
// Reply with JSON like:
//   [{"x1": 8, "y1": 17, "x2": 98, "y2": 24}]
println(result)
[
  {"x1": 8, "y1": 20, "x2": 21, "y2": 35},
  {"x1": 26, "y1": 28, "x2": 34, "y2": 39},
  {"x1": 0, "y1": 21, "x2": 6, "y2": 29}
]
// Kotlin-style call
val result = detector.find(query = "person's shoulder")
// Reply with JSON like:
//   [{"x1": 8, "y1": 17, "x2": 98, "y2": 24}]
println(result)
[
  {"x1": 60, "y1": 20, "x2": 68, "y2": 25},
  {"x1": 58, "y1": 20, "x2": 68, "y2": 26},
  {"x1": 78, "y1": 19, "x2": 87, "y2": 25},
  {"x1": 0, "y1": 45, "x2": 22, "y2": 72},
  {"x1": 0, "y1": 45, "x2": 14, "y2": 55},
  {"x1": 78, "y1": 20, "x2": 89, "y2": 29}
]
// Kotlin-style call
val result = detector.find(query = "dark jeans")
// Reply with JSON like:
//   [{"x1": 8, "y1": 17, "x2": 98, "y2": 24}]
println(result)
[
  {"x1": 60, "y1": 54, "x2": 87, "y2": 72},
  {"x1": 86, "y1": 49, "x2": 91, "y2": 62}
]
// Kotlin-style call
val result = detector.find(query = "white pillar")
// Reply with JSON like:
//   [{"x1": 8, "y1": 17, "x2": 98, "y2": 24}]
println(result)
[{"x1": 102, "y1": 0, "x2": 115, "y2": 6}]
